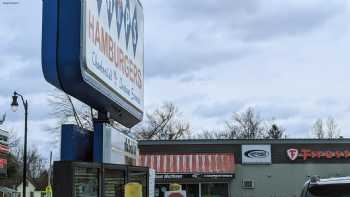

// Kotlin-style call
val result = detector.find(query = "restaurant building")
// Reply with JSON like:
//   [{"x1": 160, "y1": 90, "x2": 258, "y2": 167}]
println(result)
[
  {"x1": 138, "y1": 139, "x2": 350, "y2": 197},
  {"x1": 0, "y1": 128, "x2": 9, "y2": 178}
]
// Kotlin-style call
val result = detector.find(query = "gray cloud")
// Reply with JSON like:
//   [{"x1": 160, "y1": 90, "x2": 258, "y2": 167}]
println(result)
[
  {"x1": 164, "y1": 0, "x2": 259, "y2": 22},
  {"x1": 194, "y1": 100, "x2": 244, "y2": 119},
  {"x1": 144, "y1": 0, "x2": 346, "y2": 78},
  {"x1": 255, "y1": 102, "x2": 300, "y2": 120},
  {"x1": 192, "y1": 97, "x2": 347, "y2": 134},
  {"x1": 2, "y1": 0, "x2": 350, "y2": 158},
  {"x1": 145, "y1": 45, "x2": 253, "y2": 78},
  {"x1": 239, "y1": 1, "x2": 345, "y2": 41}
]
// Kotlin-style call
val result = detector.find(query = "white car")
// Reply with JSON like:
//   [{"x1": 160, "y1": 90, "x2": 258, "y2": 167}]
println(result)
[{"x1": 301, "y1": 176, "x2": 350, "y2": 197}]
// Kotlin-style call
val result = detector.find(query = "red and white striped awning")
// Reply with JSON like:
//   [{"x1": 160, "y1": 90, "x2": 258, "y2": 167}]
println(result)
[{"x1": 139, "y1": 153, "x2": 235, "y2": 174}]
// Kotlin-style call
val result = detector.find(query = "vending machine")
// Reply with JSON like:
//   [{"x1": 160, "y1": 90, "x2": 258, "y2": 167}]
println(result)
[{"x1": 53, "y1": 161, "x2": 149, "y2": 197}]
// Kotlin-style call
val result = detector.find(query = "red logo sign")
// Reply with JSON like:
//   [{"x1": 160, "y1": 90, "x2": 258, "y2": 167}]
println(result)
[
  {"x1": 287, "y1": 148, "x2": 350, "y2": 161},
  {"x1": 287, "y1": 149, "x2": 299, "y2": 161},
  {"x1": 0, "y1": 159, "x2": 7, "y2": 168}
]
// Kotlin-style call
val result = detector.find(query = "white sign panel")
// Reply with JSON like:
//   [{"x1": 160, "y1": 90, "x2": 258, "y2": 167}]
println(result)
[
  {"x1": 102, "y1": 124, "x2": 139, "y2": 165},
  {"x1": 242, "y1": 145, "x2": 272, "y2": 164},
  {"x1": 149, "y1": 168, "x2": 155, "y2": 197},
  {"x1": 83, "y1": 0, "x2": 144, "y2": 112}
]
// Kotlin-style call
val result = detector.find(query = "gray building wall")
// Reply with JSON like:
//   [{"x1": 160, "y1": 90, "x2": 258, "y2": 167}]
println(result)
[{"x1": 231, "y1": 164, "x2": 350, "y2": 197}]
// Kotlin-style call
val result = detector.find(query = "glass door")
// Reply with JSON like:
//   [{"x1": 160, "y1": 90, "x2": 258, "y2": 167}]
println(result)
[
  {"x1": 182, "y1": 184, "x2": 199, "y2": 197},
  {"x1": 201, "y1": 183, "x2": 229, "y2": 197}
]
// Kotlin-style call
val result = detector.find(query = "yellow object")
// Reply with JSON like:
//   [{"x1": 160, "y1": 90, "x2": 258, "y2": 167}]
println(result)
[
  {"x1": 169, "y1": 183, "x2": 182, "y2": 191},
  {"x1": 45, "y1": 185, "x2": 52, "y2": 194},
  {"x1": 125, "y1": 182, "x2": 142, "y2": 197}
]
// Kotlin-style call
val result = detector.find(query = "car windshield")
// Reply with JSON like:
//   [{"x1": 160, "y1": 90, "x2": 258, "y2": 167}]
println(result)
[
  {"x1": 306, "y1": 194, "x2": 350, "y2": 197},
  {"x1": 303, "y1": 183, "x2": 350, "y2": 197}
]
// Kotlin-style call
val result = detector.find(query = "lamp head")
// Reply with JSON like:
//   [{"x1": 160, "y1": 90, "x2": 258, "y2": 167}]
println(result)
[{"x1": 11, "y1": 94, "x2": 19, "y2": 112}]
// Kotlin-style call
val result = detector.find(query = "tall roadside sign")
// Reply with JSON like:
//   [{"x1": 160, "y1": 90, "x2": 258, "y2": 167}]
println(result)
[
  {"x1": 42, "y1": 1, "x2": 148, "y2": 196},
  {"x1": 42, "y1": 0, "x2": 144, "y2": 128}
]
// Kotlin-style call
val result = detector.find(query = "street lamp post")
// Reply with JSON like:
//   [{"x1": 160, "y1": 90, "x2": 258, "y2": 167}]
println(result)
[{"x1": 11, "y1": 91, "x2": 28, "y2": 197}]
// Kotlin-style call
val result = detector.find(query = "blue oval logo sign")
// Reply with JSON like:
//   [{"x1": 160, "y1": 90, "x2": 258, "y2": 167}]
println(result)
[{"x1": 244, "y1": 150, "x2": 270, "y2": 158}]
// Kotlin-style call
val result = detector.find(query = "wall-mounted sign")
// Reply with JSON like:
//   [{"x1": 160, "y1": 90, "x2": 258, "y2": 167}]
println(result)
[
  {"x1": 155, "y1": 173, "x2": 234, "y2": 180},
  {"x1": 242, "y1": 145, "x2": 272, "y2": 164},
  {"x1": 94, "y1": 123, "x2": 138, "y2": 165},
  {"x1": 287, "y1": 148, "x2": 350, "y2": 161},
  {"x1": 42, "y1": 0, "x2": 144, "y2": 128}
]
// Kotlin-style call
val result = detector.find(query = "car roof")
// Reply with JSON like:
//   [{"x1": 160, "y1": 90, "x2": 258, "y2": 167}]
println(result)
[{"x1": 311, "y1": 177, "x2": 350, "y2": 185}]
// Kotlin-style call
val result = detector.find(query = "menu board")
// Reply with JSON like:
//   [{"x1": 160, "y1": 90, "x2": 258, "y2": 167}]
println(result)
[
  {"x1": 73, "y1": 167, "x2": 99, "y2": 197},
  {"x1": 103, "y1": 168, "x2": 125, "y2": 197}
]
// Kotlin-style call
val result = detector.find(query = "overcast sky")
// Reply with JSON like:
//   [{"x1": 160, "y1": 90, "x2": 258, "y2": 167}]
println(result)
[{"x1": 1, "y1": 0, "x2": 350, "y2": 156}]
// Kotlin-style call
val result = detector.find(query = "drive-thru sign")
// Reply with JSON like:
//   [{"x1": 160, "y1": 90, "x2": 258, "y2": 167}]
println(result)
[{"x1": 42, "y1": 0, "x2": 144, "y2": 127}]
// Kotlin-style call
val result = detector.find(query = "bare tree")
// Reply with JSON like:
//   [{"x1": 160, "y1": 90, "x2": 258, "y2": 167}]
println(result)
[
  {"x1": 312, "y1": 117, "x2": 341, "y2": 139},
  {"x1": 26, "y1": 148, "x2": 47, "y2": 179},
  {"x1": 8, "y1": 130, "x2": 20, "y2": 149},
  {"x1": 312, "y1": 118, "x2": 325, "y2": 139},
  {"x1": 10, "y1": 143, "x2": 47, "y2": 180},
  {"x1": 133, "y1": 102, "x2": 191, "y2": 140},
  {"x1": 325, "y1": 117, "x2": 341, "y2": 139},
  {"x1": 225, "y1": 107, "x2": 265, "y2": 139},
  {"x1": 265, "y1": 123, "x2": 286, "y2": 139},
  {"x1": 48, "y1": 89, "x2": 96, "y2": 131},
  {"x1": 195, "y1": 129, "x2": 227, "y2": 139}
]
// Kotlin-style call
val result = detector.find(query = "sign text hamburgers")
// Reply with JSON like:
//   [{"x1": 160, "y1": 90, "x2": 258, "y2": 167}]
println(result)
[
  {"x1": 42, "y1": 0, "x2": 144, "y2": 127},
  {"x1": 287, "y1": 148, "x2": 350, "y2": 161}
]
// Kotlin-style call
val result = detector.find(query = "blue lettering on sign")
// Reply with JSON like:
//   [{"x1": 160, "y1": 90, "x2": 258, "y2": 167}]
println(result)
[
  {"x1": 95, "y1": 0, "x2": 139, "y2": 56},
  {"x1": 92, "y1": 51, "x2": 113, "y2": 81},
  {"x1": 131, "y1": 89, "x2": 141, "y2": 105},
  {"x1": 119, "y1": 78, "x2": 131, "y2": 96}
]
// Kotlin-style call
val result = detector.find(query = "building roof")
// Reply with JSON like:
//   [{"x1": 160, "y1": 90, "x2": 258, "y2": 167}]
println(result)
[
  {"x1": 138, "y1": 138, "x2": 350, "y2": 146},
  {"x1": 0, "y1": 186, "x2": 18, "y2": 194}
]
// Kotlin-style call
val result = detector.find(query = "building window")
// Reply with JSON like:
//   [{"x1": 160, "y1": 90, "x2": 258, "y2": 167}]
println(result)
[
  {"x1": 30, "y1": 192, "x2": 34, "y2": 197},
  {"x1": 201, "y1": 183, "x2": 229, "y2": 197},
  {"x1": 182, "y1": 184, "x2": 199, "y2": 197},
  {"x1": 241, "y1": 179, "x2": 255, "y2": 189}
]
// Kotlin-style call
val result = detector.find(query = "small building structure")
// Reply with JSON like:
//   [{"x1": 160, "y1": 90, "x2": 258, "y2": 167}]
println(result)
[
  {"x1": 16, "y1": 178, "x2": 45, "y2": 197},
  {"x1": 0, "y1": 187, "x2": 19, "y2": 197},
  {"x1": 139, "y1": 139, "x2": 350, "y2": 197}
]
